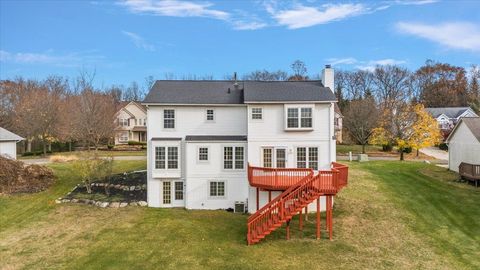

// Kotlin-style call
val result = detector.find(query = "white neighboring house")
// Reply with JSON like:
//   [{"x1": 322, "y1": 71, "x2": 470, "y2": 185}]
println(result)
[
  {"x1": 0, "y1": 127, "x2": 24, "y2": 159},
  {"x1": 143, "y1": 66, "x2": 338, "y2": 213},
  {"x1": 114, "y1": 101, "x2": 147, "y2": 145},
  {"x1": 425, "y1": 107, "x2": 478, "y2": 131},
  {"x1": 446, "y1": 117, "x2": 480, "y2": 172}
]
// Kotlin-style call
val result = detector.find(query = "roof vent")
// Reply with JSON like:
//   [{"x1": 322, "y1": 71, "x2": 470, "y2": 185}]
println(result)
[
  {"x1": 227, "y1": 87, "x2": 231, "y2": 94},
  {"x1": 233, "y1": 72, "x2": 238, "y2": 87}
]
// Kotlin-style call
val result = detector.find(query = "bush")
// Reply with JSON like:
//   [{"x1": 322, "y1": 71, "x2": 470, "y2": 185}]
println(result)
[
  {"x1": 127, "y1": 141, "x2": 147, "y2": 146},
  {"x1": 107, "y1": 144, "x2": 114, "y2": 150},
  {"x1": 49, "y1": 155, "x2": 78, "y2": 163},
  {"x1": 382, "y1": 144, "x2": 393, "y2": 152},
  {"x1": 22, "y1": 152, "x2": 35, "y2": 157},
  {"x1": 439, "y1": 143, "x2": 448, "y2": 151},
  {"x1": 402, "y1": 146, "x2": 412, "y2": 153}
]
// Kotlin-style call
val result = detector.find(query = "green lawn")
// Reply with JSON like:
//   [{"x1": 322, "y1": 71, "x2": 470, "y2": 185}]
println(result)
[
  {"x1": 1, "y1": 161, "x2": 479, "y2": 269},
  {"x1": 18, "y1": 150, "x2": 146, "y2": 160},
  {"x1": 336, "y1": 144, "x2": 383, "y2": 154}
]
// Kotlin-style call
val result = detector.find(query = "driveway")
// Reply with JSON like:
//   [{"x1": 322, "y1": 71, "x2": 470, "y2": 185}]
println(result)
[{"x1": 419, "y1": 147, "x2": 448, "y2": 161}]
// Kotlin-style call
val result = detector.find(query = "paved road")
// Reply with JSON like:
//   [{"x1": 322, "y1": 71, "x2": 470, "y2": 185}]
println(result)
[{"x1": 21, "y1": 155, "x2": 146, "y2": 165}]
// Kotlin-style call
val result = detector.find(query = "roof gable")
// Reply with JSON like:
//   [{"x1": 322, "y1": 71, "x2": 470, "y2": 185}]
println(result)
[
  {"x1": 446, "y1": 117, "x2": 480, "y2": 143},
  {"x1": 425, "y1": 107, "x2": 476, "y2": 119},
  {"x1": 0, "y1": 127, "x2": 24, "y2": 142}
]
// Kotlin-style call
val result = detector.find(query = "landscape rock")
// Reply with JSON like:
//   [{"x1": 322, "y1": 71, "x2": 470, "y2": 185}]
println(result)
[
  {"x1": 119, "y1": 202, "x2": 128, "y2": 207},
  {"x1": 110, "y1": 202, "x2": 120, "y2": 208},
  {"x1": 138, "y1": 201, "x2": 147, "y2": 207}
]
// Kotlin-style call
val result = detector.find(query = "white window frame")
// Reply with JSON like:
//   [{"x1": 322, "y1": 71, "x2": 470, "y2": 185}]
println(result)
[
  {"x1": 163, "y1": 109, "x2": 175, "y2": 129},
  {"x1": 205, "y1": 109, "x2": 215, "y2": 122},
  {"x1": 119, "y1": 118, "x2": 129, "y2": 127},
  {"x1": 262, "y1": 147, "x2": 287, "y2": 168},
  {"x1": 119, "y1": 131, "x2": 129, "y2": 142},
  {"x1": 197, "y1": 146, "x2": 209, "y2": 163},
  {"x1": 154, "y1": 146, "x2": 179, "y2": 170},
  {"x1": 208, "y1": 180, "x2": 226, "y2": 199},
  {"x1": 284, "y1": 105, "x2": 314, "y2": 131},
  {"x1": 251, "y1": 107, "x2": 263, "y2": 120},
  {"x1": 223, "y1": 146, "x2": 244, "y2": 170},
  {"x1": 296, "y1": 147, "x2": 318, "y2": 170}
]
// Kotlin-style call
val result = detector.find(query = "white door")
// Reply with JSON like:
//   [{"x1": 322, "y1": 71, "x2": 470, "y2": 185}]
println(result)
[
  {"x1": 262, "y1": 147, "x2": 287, "y2": 168},
  {"x1": 161, "y1": 180, "x2": 185, "y2": 207}
]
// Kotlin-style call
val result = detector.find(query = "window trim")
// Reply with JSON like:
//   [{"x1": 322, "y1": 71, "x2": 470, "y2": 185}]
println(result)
[
  {"x1": 284, "y1": 105, "x2": 314, "y2": 131},
  {"x1": 163, "y1": 109, "x2": 175, "y2": 129},
  {"x1": 223, "y1": 146, "x2": 244, "y2": 170},
  {"x1": 208, "y1": 180, "x2": 227, "y2": 199},
  {"x1": 262, "y1": 147, "x2": 287, "y2": 168},
  {"x1": 154, "y1": 146, "x2": 179, "y2": 170},
  {"x1": 296, "y1": 146, "x2": 318, "y2": 170},
  {"x1": 205, "y1": 109, "x2": 215, "y2": 122},
  {"x1": 197, "y1": 146, "x2": 209, "y2": 163},
  {"x1": 251, "y1": 107, "x2": 263, "y2": 120},
  {"x1": 119, "y1": 118, "x2": 129, "y2": 127},
  {"x1": 119, "y1": 131, "x2": 129, "y2": 142}
]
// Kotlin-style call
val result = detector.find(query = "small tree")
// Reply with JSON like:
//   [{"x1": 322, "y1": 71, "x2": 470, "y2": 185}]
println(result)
[
  {"x1": 409, "y1": 104, "x2": 442, "y2": 156},
  {"x1": 73, "y1": 153, "x2": 114, "y2": 194},
  {"x1": 343, "y1": 97, "x2": 379, "y2": 153}
]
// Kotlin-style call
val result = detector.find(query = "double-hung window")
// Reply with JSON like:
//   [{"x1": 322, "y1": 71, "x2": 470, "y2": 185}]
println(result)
[
  {"x1": 251, "y1": 108, "x2": 262, "y2": 120},
  {"x1": 296, "y1": 147, "x2": 318, "y2": 170},
  {"x1": 209, "y1": 181, "x2": 225, "y2": 198},
  {"x1": 224, "y1": 146, "x2": 244, "y2": 169},
  {"x1": 163, "y1": 109, "x2": 175, "y2": 129},
  {"x1": 198, "y1": 147, "x2": 209, "y2": 161},
  {"x1": 119, "y1": 132, "x2": 129, "y2": 142},
  {"x1": 119, "y1": 118, "x2": 129, "y2": 127},
  {"x1": 206, "y1": 109, "x2": 215, "y2": 121},
  {"x1": 286, "y1": 107, "x2": 313, "y2": 129},
  {"x1": 155, "y1": 146, "x2": 178, "y2": 169}
]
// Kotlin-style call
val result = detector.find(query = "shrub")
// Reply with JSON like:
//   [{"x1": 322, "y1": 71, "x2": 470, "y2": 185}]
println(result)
[
  {"x1": 49, "y1": 155, "x2": 78, "y2": 163},
  {"x1": 72, "y1": 153, "x2": 114, "y2": 193},
  {"x1": 382, "y1": 144, "x2": 393, "y2": 152},
  {"x1": 107, "y1": 144, "x2": 114, "y2": 150},
  {"x1": 439, "y1": 143, "x2": 448, "y2": 151},
  {"x1": 127, "y1": 141, "x2": 147, "y2": 146}
]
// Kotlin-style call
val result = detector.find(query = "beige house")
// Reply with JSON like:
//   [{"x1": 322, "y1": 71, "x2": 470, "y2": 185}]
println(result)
[{"x1": 114, "y1": 101, "x2": 147, "y2": 145}]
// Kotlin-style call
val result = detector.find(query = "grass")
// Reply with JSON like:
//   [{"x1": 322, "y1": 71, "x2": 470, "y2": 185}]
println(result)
[
  {"x1": 336, "y1": 144, "x2": 383, "y2": 154},
  {"x1": 18, "y1": 150, "x2": 146, "y2": 160},
  {"x1": 1, "y1": 161, "x2": 479, "y2": 269}
]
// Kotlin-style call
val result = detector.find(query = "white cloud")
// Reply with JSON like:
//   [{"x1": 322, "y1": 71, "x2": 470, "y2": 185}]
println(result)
[
  {"x1": 394, "y1": 0, "x2": 438, "y2": 5},
  {"x1": 122, "y1": 31, "x2": 155, "y2": 51},
  {"x1": 120, "y1": 0, "x2": 229, "y2": 20},
  {"x1": 231, "y1": 20, "x2": 267, "y2": 30},
  {"x1": 396, "y1": 21, "x2": 480, "y2": 52},
  {"x1": 356, "y1": 59, "x2": 407, "y2": 71},
  {"x1": 268, "y1": 3, "x2": 368, "y2": 29},
  {"x1": 0, "y1": 50, "x2": 107, "y2": 67},
  {"x1": 326, "y1": 57, "x2": 358, "y2": 66}
]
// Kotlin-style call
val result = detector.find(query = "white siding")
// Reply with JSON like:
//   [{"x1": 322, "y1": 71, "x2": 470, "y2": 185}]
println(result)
[
  {"x1": 448, "y1": 123, "x2": 480, "y2": 172},
  {"x1": 0, "y1": 141, "x2": 17, "y2": 159}
]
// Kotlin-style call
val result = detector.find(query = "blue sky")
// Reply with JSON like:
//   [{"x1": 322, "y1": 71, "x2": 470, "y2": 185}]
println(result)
[{"x1": 1, "y1": 0, "x2": 479, "y2": 87}]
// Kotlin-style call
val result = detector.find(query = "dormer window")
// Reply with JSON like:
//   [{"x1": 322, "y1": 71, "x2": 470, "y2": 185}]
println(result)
[
  {"x1": 285, "y1": 106, "x2": 313, "y2": 130},
  {"x1": 206, "y1": 109, "x2": 215, "y2": 122},
  {"x1": 164, "y1": 109, "x2": 175, "y2": 129}
]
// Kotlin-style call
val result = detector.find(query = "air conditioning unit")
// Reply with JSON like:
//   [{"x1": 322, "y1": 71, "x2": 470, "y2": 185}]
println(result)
[{"x1": 234, "y1": 201, "x2": 246, "y2": 213}]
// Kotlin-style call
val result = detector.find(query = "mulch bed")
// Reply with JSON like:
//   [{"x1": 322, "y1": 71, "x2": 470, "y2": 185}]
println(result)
[
  {"x1": 0, "y1": 156, "x2": 54, "y2": 194},
  {"x1": 58, "y1": 171, "x2": 147, "y2": 207}
]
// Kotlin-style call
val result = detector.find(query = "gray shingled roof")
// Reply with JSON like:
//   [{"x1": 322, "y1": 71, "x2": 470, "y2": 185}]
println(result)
[
  {"x1": 185, "y1": 135, "x2": 247, "y2": 141},
  {"x1": 143, "y1": 80, "x2": 336, "y2": 104},
  {"x1": 0, "y1": 127, "x2": 24, "y2": 142},
  {"x1": 425, "y1": 107, "x2": 476, "y2": 119},
  {"x1": 462, "y1": 117, "x2": 480, "y2": 142}
]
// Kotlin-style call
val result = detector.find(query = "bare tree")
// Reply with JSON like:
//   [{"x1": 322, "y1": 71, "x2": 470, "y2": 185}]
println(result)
[
  {"x1": 242, "y1": 70, "x2": 288, "y2": 81},
  {"x1": 290, "y1": 60, "x2": 307, "y2": 79},
  {"x1": 373, "y1": 65, "x2": 412, "y2": 111},
  {"x1": 343, "y1": 96, "x2": 379, "y2": 153}
]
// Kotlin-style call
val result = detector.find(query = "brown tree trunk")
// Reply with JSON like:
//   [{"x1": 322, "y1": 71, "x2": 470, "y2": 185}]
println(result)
[
  {"x1": 400, "y1": 150, "x2": 405, "y2": 161},
  {"x1": 42, "y1": 138, "x2": 47, "y2": 157},
  {"x1": 416, "y1": 148, "x2": 419, "y2": 157},
  {"x1": 362, "y1": 144, "x2": 366, "y2": 154}
]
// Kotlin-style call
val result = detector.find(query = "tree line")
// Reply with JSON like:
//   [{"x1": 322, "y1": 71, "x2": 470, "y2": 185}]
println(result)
[{"x1": 0, "y1": 71, "x2": 154, "y2": 155}]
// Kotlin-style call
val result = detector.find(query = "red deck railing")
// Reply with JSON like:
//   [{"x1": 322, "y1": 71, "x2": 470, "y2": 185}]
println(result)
[{"x1": 247, "y1": 162, "x2": 349, "y2": 245}]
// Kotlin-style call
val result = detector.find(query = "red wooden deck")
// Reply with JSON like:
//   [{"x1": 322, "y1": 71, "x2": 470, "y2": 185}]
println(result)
[{"x1": 247, "y1": 162, "x2": 349, "y2": 245}]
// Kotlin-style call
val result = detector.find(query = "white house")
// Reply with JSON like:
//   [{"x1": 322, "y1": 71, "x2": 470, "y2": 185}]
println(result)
[
  {"x1": 0, "y1": 127, "x2": 24, "y2": 159},
  {"x1": 425, "y1": 107, "x2": 478, "y2": 131},
  {"x1": 446, "y1": 117, "x2": 480, "y2": 172},
  {"x1": 114, "y1": 101, "x2": 147, "y2": 145},
  {"x1": 143, "y1": 66, "x2": 340, "y2": 215}
]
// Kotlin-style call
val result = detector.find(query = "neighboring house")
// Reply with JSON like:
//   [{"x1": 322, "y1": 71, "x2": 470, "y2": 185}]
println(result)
[
  {"x1": 446, "y1": 117, "x2": 480, "y2": 172},
  {"x1": 143, "y1": 65, "x2": 340, "y2": 213},
  {"x1": 334, "y1": 103, "x2": 343, "y2": 144},
  {"x1": 114, "y1": 101, "x2": 147, "y2": 145},
  {"x1": 425, "y1": 107, "x2": 478, "y2": 131},
  {"x1": 0, "y1": 127, "x2": 24, "y2": 159}
]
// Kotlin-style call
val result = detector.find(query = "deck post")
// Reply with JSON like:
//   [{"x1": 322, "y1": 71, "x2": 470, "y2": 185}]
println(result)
[
  {"x1": 299, "y1": 210, "x2": 303, "y2": 231},
  {"x1": 326, "y1": 196, "x2": 330, "y2": 232},
  {"x1": 286, "y1": 220, "x2": 290, "y2": 240},
  {"x1": 316, "y1": 198, "x2": 320, "y2": 239},
  {"x1": 268, "y1": 191, "x2": 272, "y2": 202},
  {"x1": 256, "y1": 188, "x2": 259, "y2": 211},
  {"x1": 328, "y1": 195, "x2": 333, "y2": 240}
]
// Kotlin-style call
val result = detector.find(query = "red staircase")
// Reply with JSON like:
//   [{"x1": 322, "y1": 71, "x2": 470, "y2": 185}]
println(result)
[{"x1": 247, "y1": 162, "x2": 348, "y2": 245}]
